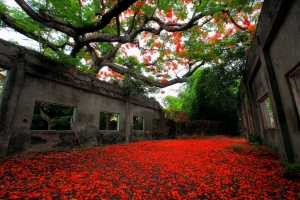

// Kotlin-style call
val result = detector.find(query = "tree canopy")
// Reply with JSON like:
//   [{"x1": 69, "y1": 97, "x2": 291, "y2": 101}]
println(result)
[
  {"x1": 164, "y1": 65, "x2": 240, "y2": 132},
  {"x1": 0, "y1": 0, "x2": 262, "y2": 92},
  {"x1": 163, "y1": 25, "x2": 251, "y2": 131}
]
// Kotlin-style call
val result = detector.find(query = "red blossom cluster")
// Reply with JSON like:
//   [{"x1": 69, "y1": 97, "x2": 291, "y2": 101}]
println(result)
[
  {"x1": 166, "y1": 8, "x2": 173, "y2": 18},
  {"x1": 0, "y1": 136, "x2": 299, "y2": 199}
]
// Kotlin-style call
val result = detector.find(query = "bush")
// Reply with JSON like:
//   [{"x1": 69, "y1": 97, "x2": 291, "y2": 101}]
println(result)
[{"x1": 280, "y1": 161, "x2": 300, "y2": 179}]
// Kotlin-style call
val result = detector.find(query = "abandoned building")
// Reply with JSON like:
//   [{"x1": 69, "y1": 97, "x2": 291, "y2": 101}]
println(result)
[
  {"x1": 0, "y1": 39, "x2": 163, "y2": 157},
  {"x1": 0, "y1": 0, "x2": 299, "y2": 162},
  {"x1": 240, "y1": 0, "x2": 300, "y2": 162}
]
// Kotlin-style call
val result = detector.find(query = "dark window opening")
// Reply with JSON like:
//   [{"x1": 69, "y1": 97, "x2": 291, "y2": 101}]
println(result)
[
  {"x1": 133, "y1": 116, "x2": 144, "y2": 130},
  {"x1": 153, "y1": 119, "x2": 160, "y2": 129},
  {"x1": 30, "y1": 101, "x2": 76, "y2": 130},
  {"x1": 99, "y1": 111, "x2": 119, "y2": 130},
  {"x1": 289, "y1": 69, "x2": 300, "y2": 118},
  {"x1": 259, "y1": 95, "x2": 275, "y2": 129},
  {"x1": 0, "y1": 69, "x2": 7, "y2": 99}
]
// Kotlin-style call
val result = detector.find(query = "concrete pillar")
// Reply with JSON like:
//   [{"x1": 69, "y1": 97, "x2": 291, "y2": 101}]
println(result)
[
  {"x1": 0, "y1": 63, "x2": 25, "y2": 157},
  {"x1": 125, "y1": 99, "x2": 130, "y2": 143},
  {"x1": 262, "y1": 51, "x2": 295, "y2": 162}
]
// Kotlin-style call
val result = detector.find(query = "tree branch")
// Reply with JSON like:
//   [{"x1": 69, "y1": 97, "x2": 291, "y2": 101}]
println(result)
[
  {"x1": 75, "y1": 0, "x2": 138, "y2": 35},
  {"x1": 0, "y1": 12, "x2": 72, "y2": 52},
  {"x1": 126, "y1": 11, "x2": 138, "y2": 34},
  {"x1": 36, "y1": 103, "x2": 52, "y2": 130},
  {"x1": 14, "y1": 0, "x2": 77, "y2": 37},
  {"x1": 116, "y1": 15, "x2": 121, "y2": 38},
  {"x1": 224, "y1": 11, "x2": 253, "y2": 35},
  {"x1": 77, "y1": 12, "x2": 211, "y2": 54},
  {"x1": 85, "y1": 44, "x2": 103, "y2": 71},
  {"x1": 100, "y1": 60, "x2": 205, "y2": 88},
  {"x1": 71, "y1": 6, "x2": 209, "y2": 48},
  {"x1": 82, "y1": 33, "x2": 131, "y2": 45},
  {"x1": 102, "y1": 43, "x2": 122, "y2": 62},
  {"x1": 123, "y1": 12, "x2": 208, "y2": 39},
  {"x1": 147, "y1": 13, "x2": 206, "y2": 32},
  {"x1": 0, "y1": 72, "x2": 6, "y2": 80}
]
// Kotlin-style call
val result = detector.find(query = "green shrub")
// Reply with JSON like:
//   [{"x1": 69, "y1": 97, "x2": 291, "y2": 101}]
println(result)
[{"x1": 280, "y1": 161, "x2": 300, "y2": 179}]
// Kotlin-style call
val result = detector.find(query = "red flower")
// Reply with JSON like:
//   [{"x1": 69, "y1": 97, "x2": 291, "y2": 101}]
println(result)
[{"x1": 0, "y1": 137, "x2": 299, "y2": 199}]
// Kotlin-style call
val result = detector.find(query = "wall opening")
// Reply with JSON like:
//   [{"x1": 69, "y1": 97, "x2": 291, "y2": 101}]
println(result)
[
  {"x1": 0, "y1": 68, "x2": 7, "y2": 99},
  {"x1": 153, "y1": 119, "x2": 160, "y2": 129},
  {"x1": 133, "y1": 116, "x2": 144, "y2": 130},
  {"x1": 259, "y1": 95, "x2": 275, "y2": 129},
  {"x1": 99, "y1": 111, "x2": 120, "y2": 130},
  {"x1": 288, "y1": 68, "x2": 300, "y2": 117},
  {"x1": 241, "y1": 104, "x2": 248, "y2": 132},
  {"x1": 30, "y1": 101, "x2": 76, "y2": 130}
]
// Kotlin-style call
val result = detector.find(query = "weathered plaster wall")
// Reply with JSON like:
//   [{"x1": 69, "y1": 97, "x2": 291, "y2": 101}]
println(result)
[
  {"x1": 0, "y1": 39, "x2": 162, "y2": 157},
  {"x1": 268, "y1": 0, "x2": 300, "y2": 161},
  {"x1": 248, "y1": 60, "x2": 286, "y2": 159},
  {"x1": 130, "y1": 103, "x2": 161, "y2": 137},
  {"x1": 8, "y1": 73, "x2": 128, "y2": 153},
  {"x1": 243, "y1": 0, "x2": 299, "y2": 162}
]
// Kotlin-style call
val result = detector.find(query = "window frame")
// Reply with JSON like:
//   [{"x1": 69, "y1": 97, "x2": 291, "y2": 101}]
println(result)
[
  {"x1": 153, "y1": 119, "x2": 160, "y2": 129},
  {"x1": 288, "y1": 68, "x2": 300, "y2": 118},
  {"x1": 30, "y1": 101, "x2": 77, "y2": 131},
  {"x1": 133, "y1": 116, "x2": 144, "y2": 131},
  {"x1": 99, "y1": 111, "x2": 120, "y2": 131},
  {"x1": 0, "y1": 68, "x2": 8, "y2": 99},
  {"x1": 258, "y1": 94, "x2": 276, "y2": 130}
]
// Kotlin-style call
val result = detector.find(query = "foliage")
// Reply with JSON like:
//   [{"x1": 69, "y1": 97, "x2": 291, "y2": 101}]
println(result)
[
  {"x1": 1, "y1": 136, "x2": 300, "y2": 199},
  {"x1": 186, "y1": 120, "x2": 231, "y2": 136},
  {"x1": 176, "y1": 133, "x2": 199, "y2": 139},
  {"x1": 163, "y1": 95, "x2": 184, "y2": 110},
  {"x1": 99, "y1": 112, "x2": 118, "y2": 130},
  {"x1": 163, "y1": 26, "x2": 251, "y2": 133},
  {"x1": 130, "y1": 131, "x2": 145, "y2": 142},
  {"x1": 30, "y1": 102, "x2": 74, "y2": 130},
  {"x1": 280, "y1": 161, "x2": 300, "y2": 180},
  {"x1": 133, "y1": 116, "x2": 144, "y2": 130},
  {"x1": 186, "y1": 31, "x2": 249, "y2": 121},
  {"x1": 146, "y1": 127, "x2": 169, "y2": 140},
  {"x1": 223, "y1": 142, "x2": 248, "y2": 153},
  {"x1": 0, "y1": 0, "x2": 262, "y2": 92},
  {"x1": 0, "y1": 69, "x2": 6, "y2": 97},
  {"x1": 241, "y1": 131, "x2": 260, "y2": 144},
  {"x1": 113, "y1": 68, "x2": 160, "y2": 97},
  {"x1": 165, "y1": 65, "x2": 240, "y2": 133}
]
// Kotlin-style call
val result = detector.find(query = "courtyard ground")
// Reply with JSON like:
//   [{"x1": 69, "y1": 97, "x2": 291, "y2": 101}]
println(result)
[{"x1": 0, "y1": 136, "x2": 299, "y2": 199}]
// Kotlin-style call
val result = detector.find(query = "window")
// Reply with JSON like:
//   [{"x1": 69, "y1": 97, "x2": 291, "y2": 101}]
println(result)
[
  {"x1": 241, "y1": 105, "x2": 248, "y2": 131},
  {"x1": 133, "y1": 116, "x2": 144, "y2": 130},
  {"x1": 288, "y1": 68, "x2": 300, "y2": 117},
  {"x1": 99, "y1": 111, "x2": 119, "y2": 130},
  {"x1": 153, "y1": 119, "x2": 160, "y2": 129},
  {"x1": 31, "y1": 101, "x2": 76, "y2": 130},
  {"x1": 259, "y1": 95, "x2": 275, "y2": 129},
  {"x1": 0, "y1": 69, "x2": 7, "y2": 99},
  {"x1": 243, "y1": 94, "x2": 255, "y2": 132}
]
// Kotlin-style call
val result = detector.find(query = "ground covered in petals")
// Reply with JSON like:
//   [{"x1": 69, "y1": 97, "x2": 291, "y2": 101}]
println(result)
[{"x1": 1, "y1": 136, "x2": 300, "y2": 199}]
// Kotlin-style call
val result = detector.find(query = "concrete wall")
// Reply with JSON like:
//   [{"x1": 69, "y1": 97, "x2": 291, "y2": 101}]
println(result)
[
  {"x1": 0, "y1": 39, "x2": 162, "y2": 157},
  {"x1": 243, "y1": 0, "x2": 300, "y2": 162}
]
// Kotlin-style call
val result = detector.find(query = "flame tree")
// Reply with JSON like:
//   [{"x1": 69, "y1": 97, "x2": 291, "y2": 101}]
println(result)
[{"x1": 0, "y1": 0, "x2": 262, "y2": 93}]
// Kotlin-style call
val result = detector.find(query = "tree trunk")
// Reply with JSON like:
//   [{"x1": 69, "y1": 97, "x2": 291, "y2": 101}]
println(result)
[
  {"x1": 36, "y1": 103, "x2": 52, "y2": 130},
  {"x1": 70, "y1": 117, "x2": 81, "y2": 146},
  {"x1": 105, "y1": 113, "x2": 111, "y2": 130}
]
